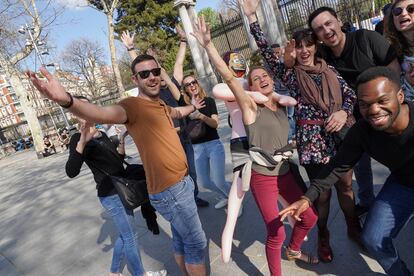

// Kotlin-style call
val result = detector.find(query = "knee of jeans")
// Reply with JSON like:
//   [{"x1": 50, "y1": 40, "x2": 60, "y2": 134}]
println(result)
[
  {"x1": 183, "y1": 235, "x2": 207, "y2": 265},
  {"x1": 121, "y1": 233, "x2": 138, "y2": 248},
  {"x1": 361, "y1": 227, "x2": 384, "y2": 252},
  {"x1": 173, "y1": 239, "x2": 185, "y2": 256}
]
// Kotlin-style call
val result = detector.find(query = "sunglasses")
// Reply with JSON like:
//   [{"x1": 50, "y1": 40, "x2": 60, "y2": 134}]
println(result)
[
  {"x1": 184, "y1": 80, "x2": 198, "y2": 88},
  {"x1": 392, "y1": 4, "x2": 414, "y2": 16},
  {"x1": 134, "y1": 68, "x2": 161, "y2": 79}
]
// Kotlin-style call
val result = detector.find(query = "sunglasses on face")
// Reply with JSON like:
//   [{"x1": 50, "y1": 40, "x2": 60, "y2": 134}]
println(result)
[
  {"x1": 392, "y1": 4, "x2": 414, "y2": 16},
  {"x1": 134, "y1": 68, "x2": 161, "y2": 79},
  {"x1": 184, "y1": 80, "x2": 198, "y2": 88}
]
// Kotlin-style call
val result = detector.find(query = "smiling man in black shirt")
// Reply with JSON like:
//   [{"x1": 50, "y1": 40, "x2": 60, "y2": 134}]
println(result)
[
  {"x1": 308, "y1": 6, "x2": 402, "y2": 218},
  {"x1": 280, "y1": 67, "x2": 414, "y2": 276}
]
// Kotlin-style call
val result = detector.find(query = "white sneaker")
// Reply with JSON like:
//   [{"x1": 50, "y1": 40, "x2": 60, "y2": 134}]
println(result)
[
  {"x1": 146, "y1": 270, "x2": 167, "y2": 276},
  {"x1": 215, "y1": 198, "x2": 228, "y2": 209}
]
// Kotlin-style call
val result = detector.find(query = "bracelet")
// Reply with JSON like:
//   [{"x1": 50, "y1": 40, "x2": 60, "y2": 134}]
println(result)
[
  {"x1": 300, "y1": 196, "x2": 312, "y2": 206},
  {"x1": 59, "y1": 92, "x2": 74, "y2": 108},
  {"x1": 180, "y1": 39, "x2": 187, "y2": 43},
  {"x1": 127, "y1": 47, "x2": 135, "y2": 51}
]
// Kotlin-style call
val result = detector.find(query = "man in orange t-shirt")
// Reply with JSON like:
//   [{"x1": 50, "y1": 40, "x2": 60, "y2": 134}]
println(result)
[{"x1": 28, "y1": 54, "x2": 208, "y2": 276}]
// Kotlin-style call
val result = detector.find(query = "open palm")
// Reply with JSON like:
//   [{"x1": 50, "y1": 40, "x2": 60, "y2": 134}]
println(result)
[
  {"x1": 26, "y1": 67, "x2": 69, "y2": 105},
  {"x1": 191, "y1": 16, "x2": 211, "y2": 48},
  {"x1": 176, "y1": 24, "x2": 187, "y2": 41},
  {"x1": 121, "y1": 30, "x2": 135, "y2": 49},
  {"x1": 238, "y1": 0, "x2": 260, "y2": 17}
]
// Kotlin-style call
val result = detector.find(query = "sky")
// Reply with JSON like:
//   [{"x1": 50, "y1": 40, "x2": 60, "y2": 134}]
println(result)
[{"x1": 44, "y1": 0, "x2": 220, "y2": 65}]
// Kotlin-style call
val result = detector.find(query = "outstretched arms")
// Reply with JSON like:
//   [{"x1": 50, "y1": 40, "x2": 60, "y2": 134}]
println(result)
[
  {"x1": 28, "y1": 67, "x2": 127, "y2": 124},
  {"x1": 170, "y1": 98, "x2": 205, "y2": 119}
]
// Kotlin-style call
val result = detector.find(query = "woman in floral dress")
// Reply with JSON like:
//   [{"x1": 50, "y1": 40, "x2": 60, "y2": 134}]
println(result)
[{"x1": 240, "y1": 0, "x2": 361, "y2": 263}]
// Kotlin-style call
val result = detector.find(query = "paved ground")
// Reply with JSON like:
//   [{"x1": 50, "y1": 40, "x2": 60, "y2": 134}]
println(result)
[{"x1": 0, "y1": 101, "x2": 413, "y2": 276}]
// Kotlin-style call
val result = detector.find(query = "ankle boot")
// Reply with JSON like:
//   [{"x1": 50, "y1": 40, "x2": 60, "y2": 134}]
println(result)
[{"x1": 318, "y1": 229, "x2": 333, "y2": 263}]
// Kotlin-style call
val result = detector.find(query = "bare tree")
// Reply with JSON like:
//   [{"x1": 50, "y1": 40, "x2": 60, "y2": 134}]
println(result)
[
  {"x1": 0, "y1": 0, "x2": 60, "y2": 155},
  {"x1": 218, "y1": 0, "x2": 240, "y2": 18},
  {"x1": 60, "y1": 38, "x2": 116, "y2": 102},
  {"x1": 87, "y1": 0, "x2": 125, "y2": 94}
]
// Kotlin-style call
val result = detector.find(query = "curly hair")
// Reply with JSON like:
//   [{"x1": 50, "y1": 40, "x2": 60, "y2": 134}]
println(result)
[{"x1": 386, "y1": 0, "x2": 414, "y2": 60}]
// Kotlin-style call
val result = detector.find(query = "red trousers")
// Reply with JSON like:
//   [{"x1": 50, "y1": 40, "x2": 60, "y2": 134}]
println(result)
[{"x1": 250, "y1": 170, "x2": 318, "y2": 276}]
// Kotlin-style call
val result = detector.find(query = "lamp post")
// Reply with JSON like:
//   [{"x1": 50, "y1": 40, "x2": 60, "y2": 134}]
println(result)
[{"x1": 18, "y1": 24, "x2": 70, "y2": 130}]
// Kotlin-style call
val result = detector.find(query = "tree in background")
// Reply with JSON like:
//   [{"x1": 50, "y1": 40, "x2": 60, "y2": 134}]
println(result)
[
  {"x1": 60, "y1": 38, "x2": 116, "y2": 103},
  {"x1": 198, "y1": 7, "x2": 220, "y2": 29},
  {"x1": 114, "y1": 0, "x2": 180, "y2": 72},
  {"x1": 87, "y1": 0, "x2": 125, "y2": 94},
  {"x1": 218, "y1": 0, "x2": 240, "y2": 18},
  {"x1": 0, "y1": 0, "x2": 63, "y2": 154}
]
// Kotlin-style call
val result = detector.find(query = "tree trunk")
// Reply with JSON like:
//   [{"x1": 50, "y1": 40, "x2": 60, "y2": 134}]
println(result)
[
  {"x1": 0, "y1": 54, "x2": 45, "y2": 156},
  {"x1": 106, "y1": 11, "x2": 125, "y2": 95}
]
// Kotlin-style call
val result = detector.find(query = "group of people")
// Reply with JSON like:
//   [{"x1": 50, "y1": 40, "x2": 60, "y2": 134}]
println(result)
[{"x1": 26, "y1": 0, "x2": 414, "y2": 275}]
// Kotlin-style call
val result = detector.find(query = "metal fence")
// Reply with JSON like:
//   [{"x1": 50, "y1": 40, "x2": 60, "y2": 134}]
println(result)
[
  {"x1": 278, "y1": 0, "x2": 390, "y2": 35},
  {"x1": 211, "y1": 14, "x2": 253, "y2": 62}
]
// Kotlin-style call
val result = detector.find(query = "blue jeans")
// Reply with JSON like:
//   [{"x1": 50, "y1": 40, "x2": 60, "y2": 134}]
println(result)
[
  {"x1": 354, "y1": 152, "x2": 375, "y2": 207},
  {"x1": 193, "y1": 139, "x2": 230, "y2": 199},
  {"x1": 361, "y1": 175, "x2": 414, "y2": 276},
  {"x1": 99, "y1": 194, "x2": 144, "y2": 276},
  {"x1": 287, "y1": 106, "x2": 296, "y2": 142},
  {"x1": 182, "y1": 138, "x2": 199, "y2": 197},
  {"x1": 149, "y1": 176, "x2": 207, "y2": 264}
]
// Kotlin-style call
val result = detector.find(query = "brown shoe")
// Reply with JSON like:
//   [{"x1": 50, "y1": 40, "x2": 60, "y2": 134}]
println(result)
[
  {"x1": 285, "y1": 246, "x2": 319, "y2": 265},
  {"x1": 318, "y1": 229, "x2": 333, "y2": 263}
]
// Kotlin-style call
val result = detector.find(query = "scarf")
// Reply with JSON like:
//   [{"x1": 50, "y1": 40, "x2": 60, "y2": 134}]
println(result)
[{"x1": 294, "y1": 58, "x2": 342, "y2": 115}]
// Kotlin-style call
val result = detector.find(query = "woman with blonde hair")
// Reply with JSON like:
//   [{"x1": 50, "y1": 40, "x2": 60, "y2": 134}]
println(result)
[{"x1": 181, "y1": 74, "x2": 231, "y2": 209}]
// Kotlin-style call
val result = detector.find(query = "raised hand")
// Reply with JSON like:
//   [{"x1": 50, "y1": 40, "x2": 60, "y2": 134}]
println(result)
[
  {"x1": 284, "y1": 39, "x2": 297, "y2": 68},
  {"x1": 279, "y1": 198, "x2": 311, "y2": 222},
  {"x1": 79, "y1": 121, "x2": 97, "y2": 144},
  {"x1": 191, "y1": 97, "x2": 206, "y2": 110},
  {"x1": 238, "y1": 0, "x2": 260, "y2": 19},
  {"x1": 176, "y1": 24, "x2": 187, "y2": 41},
  {"x1": 146, "y1": 48, "x2": 158, "y2": 59},
  {"x1": 121, "y1": 30, "x2": 135, "y2": 50},
  {"x1": 191, "y1": 16, "x2": 211, "y2": 48},
  {"x1": 26, "y1": 67, "x2": 71, "y2": 106}
]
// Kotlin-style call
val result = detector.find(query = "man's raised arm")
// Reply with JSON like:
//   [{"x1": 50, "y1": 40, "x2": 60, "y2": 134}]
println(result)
[{"x1": 28, "y1": 67, "x2": 127, "y2": 124}]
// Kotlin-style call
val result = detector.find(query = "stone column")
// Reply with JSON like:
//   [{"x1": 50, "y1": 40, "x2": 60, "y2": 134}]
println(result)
[
  {"x1": 187, "y1": 5, "x2": 218, "y2": 92},
  {"x1": 258, "y1": 0, "x2": 287, "y2": 45},
  {"x1": 239, "y1": 6, "x2": 258, "y2": 52},
  {"x1": 174, "y1": 0, "x2": 217, "y2": 93}
]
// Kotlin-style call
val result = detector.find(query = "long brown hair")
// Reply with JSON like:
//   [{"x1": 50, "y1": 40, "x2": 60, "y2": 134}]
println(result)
[
  {"x1": 182, "y1": 74, "x2": 207, "y2": 104},
  {"x1": 386, "y1": 0, "x2": 414, "y2": 59}
]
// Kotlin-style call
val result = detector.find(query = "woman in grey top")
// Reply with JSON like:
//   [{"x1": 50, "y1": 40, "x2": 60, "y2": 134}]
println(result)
[{"x1": 192, "y1": 17, "x2": 319, "y2": 276}]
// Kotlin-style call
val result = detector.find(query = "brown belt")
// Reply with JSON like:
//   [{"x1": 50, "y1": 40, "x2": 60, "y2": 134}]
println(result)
[{"x1": 297, "y1": 119, "x2": 325, "y2": 126}]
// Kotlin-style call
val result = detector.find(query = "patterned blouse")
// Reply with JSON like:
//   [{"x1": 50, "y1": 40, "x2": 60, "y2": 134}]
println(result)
[{"x1": 250, "y1": 22, "x2": 357, "y2": 165}]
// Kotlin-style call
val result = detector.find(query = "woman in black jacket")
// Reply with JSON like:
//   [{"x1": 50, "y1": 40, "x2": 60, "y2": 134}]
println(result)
[{"x1": 65, "y1": 96, "x2": 166, "y2": 276}]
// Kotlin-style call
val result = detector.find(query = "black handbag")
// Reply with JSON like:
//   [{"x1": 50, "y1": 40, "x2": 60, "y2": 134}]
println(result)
[
  {"x1": 93, "y1": 140, "x2": 149, "y2": 210},
  {"x1": 185, "y1": 119, "x2": 207, "y2": 140}
]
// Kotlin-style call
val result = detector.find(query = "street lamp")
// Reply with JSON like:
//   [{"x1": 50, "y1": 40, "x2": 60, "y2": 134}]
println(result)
[{"x1": 18, "y1": 23, "x2": 70, "y2": 130}]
